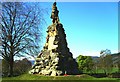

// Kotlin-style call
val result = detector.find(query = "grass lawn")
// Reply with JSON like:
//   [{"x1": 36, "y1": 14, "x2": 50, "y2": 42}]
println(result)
[
  {"x1": 2, "y1": 74, "x2": 120, "y2": 82},
  {"x1": 93, "y1": 67, "x2": 119, "y2": 74}
]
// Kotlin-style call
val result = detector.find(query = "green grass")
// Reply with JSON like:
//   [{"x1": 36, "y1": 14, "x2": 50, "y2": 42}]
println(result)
[
  {"x1": 92, "y1": 67, "x2": 119, "y2": 74},
  {"x1": 2, "y1": 74, "x2": 93, "y2": 80},
  {"x1": 2, "y1": 74, "x2": 120, "y2": 80}
]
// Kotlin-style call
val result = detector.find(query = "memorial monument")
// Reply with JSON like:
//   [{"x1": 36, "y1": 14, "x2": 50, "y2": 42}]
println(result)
[{"x1": 29, "y1": 2, "x2": 79, "y2": 76}]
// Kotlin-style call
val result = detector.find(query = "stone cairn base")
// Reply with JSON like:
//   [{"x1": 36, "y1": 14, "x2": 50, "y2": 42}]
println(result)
[{"x1": 29, "y1": 23, "x2": 79, "y2": 76}]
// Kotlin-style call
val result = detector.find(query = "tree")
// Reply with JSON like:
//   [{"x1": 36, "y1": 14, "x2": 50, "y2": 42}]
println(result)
[
  {"x1": 0, "y1": 2, "x2": 45, "y2": 76},
  {"x1": 112, "y1": 52, "x2": 120, "y2": 72},
  {"x1": 100, "y1": 49, "x2": 111, "y2": 57},
  {"x1": 117, "y1": 53, "x2": 120, "y2": 72},
  {"x1": 76, "y1": 55, "x2": 94, "y2": 73},
  {"x1": 13, "y1": 58, "x2": 32, "y2": 76},
  {"x1": 91, "y1": 57, "x2": 99, "y2": 73},
  {"x1": 2, "y1": 58, "x2": 32, "y2": 76},
  {"x1": 2, "y1": 59, "x2": 9, "y2": 76},
  {"x1": 99, "y1": 49, "x2": 113, "y2": 75}
]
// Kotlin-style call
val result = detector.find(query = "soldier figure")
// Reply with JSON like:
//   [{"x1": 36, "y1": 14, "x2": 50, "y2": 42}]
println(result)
[{"x1": 51, "y1": 2, "x2": 59, "y2": 24}]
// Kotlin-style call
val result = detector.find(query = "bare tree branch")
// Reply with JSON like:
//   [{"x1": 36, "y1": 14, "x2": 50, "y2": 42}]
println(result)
[{"x1": 0, "y1": 2, "x2": 46, "y2": 76}]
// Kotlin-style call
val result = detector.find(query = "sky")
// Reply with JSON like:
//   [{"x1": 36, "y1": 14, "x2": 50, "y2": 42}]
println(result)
[
  {"x1": 39, "y1": 2, "x2": 118, "y2": 58},
  {"x1": 1, "y1": 1, "x2": 118, "y2": 60}
]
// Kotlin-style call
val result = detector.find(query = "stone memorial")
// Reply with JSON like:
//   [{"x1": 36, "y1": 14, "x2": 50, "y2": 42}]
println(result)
[{"x1": 29, "y1": 2, "x2": 79, "y2": 76}]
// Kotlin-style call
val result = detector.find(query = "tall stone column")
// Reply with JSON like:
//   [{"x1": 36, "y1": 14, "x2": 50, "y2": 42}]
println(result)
[{"x1": 29, "y1": 2, "x2": 79, "y2": 76}]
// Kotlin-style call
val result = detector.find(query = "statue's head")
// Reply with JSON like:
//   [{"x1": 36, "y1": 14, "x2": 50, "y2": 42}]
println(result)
[{"x1": 53, "y1": 2, "x2": 56, "y2": 6}]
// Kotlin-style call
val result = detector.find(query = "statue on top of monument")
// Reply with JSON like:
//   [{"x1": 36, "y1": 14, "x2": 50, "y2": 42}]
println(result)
[{"x1": 51, "y1": 1, "x2": 60, "y2": 24}]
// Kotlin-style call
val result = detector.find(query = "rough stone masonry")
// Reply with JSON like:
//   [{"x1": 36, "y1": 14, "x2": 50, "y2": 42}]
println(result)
[{"x1": 29, "y1": 2, "x2": 79, "y2": 76}]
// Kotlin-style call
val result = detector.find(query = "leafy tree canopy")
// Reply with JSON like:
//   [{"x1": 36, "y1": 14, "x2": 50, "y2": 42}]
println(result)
[{"x1": 76, "y1": 55, "x2": 94, "y2": 73}]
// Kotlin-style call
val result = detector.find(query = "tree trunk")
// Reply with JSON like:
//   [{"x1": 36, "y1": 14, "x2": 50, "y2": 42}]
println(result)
[
  {"x1": 9, "y1": 55, "x2": 14, "y2": 77},
  {"x1": 103, "y1": 69, "x2": 106, "y2": 75},
  {"x1": 118, "y1": 64, "x2": 120, "y2": 72}
]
